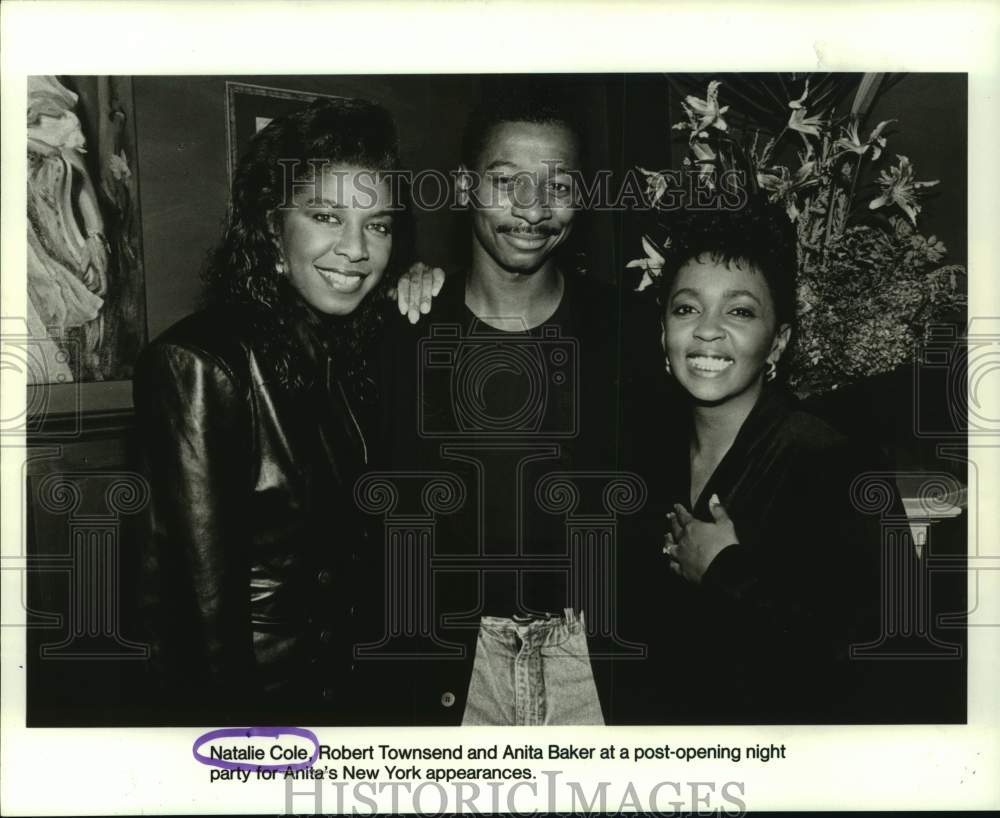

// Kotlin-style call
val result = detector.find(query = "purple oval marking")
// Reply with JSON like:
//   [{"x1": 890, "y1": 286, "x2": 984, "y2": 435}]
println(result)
[{"x1": 193, "y1": 726, "x2": 319, "y2": 772}]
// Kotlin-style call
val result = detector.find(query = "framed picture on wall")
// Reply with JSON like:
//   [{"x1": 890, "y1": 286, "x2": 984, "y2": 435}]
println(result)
[
  {"x1": 225, "y1": 81, "x2": 347, "y2": 180},
  {"x1": 23, "y1": 75, "x2": 148, "y2": 432}
]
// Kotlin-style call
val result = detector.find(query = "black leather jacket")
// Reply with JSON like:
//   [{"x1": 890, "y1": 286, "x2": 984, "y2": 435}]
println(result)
[{"x1": 134, "y1": 302, "x2": 387, "y2": 724}]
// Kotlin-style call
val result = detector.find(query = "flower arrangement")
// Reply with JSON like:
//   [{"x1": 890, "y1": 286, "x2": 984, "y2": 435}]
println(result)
[{"x1": 630, "y1": 76, "x2": 967, "y2": 397}]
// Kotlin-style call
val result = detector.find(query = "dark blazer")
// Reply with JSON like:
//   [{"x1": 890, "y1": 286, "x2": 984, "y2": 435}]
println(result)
[
  {"x1": 133, "y1": 300, "x2": 389, "y2": 724},
  {"x1": 615, "y1": 386, "x2": 913, "y2": 724}
]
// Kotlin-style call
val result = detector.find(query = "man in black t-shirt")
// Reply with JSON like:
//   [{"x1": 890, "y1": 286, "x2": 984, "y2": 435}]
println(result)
[{"x1": 370, "y1": 85, "x2": 667, "y2": 725}]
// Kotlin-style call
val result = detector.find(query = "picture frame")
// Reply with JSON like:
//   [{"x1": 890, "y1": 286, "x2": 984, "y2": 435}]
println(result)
[
  {"x1": 225, "y1": 81, "x2": 347, "y2": 181},
  {"x1": 24, "y1": 75, "x2": 147, "y2": 434},
  {"x1": 23, "y1": 79, "x2": 351, "y2": 437}
]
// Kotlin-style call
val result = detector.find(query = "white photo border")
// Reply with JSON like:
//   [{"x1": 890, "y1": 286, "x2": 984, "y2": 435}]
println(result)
[{"x1": 2, "y1": 1, "x2": 998, "y2": 814}]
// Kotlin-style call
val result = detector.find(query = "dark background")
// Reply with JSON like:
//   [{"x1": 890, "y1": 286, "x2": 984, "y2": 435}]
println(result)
[
  {"x1": 133, "y1": 73, "x2": 967, "y2": 340},
  {"x1": 25, "y1": 73, "x2": 968, "y2": 725}
]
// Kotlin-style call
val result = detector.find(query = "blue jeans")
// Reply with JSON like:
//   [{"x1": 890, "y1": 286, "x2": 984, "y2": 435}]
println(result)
[{"x1": 462, "y1": 608, "x2": 605, "y2": 725}]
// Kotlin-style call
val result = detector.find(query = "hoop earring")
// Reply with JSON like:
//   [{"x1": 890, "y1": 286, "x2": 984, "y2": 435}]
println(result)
[{"x1": 765, "y1": 360, "x2": 777, "y2": 382}]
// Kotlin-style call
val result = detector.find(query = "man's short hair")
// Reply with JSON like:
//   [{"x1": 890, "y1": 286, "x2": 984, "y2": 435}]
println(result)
[{"x1": 460, "y1": 78, "x2": 588, "y2": 171}]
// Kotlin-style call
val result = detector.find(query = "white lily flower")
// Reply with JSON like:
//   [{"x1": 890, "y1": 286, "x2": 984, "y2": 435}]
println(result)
[
  {"x1": 637, "y1": 166, "x2": 668, "y2": 206},
  {"x1": 682, "y1": 80, "x2": 729, "y2": 136},
  {"x1": 627, "y1": 234, "x2": 669, "y2": 291},
  {"x1": 756, "y1": 157, "x2": 818, "y2": 222},
  {"x1": 869, "y1": 154, "x2": 939, "y2": 225},
  {"x1": 834, "y1": 118, "x2": 895, "y2": 161},
  {"x1": 788, "y1": 107, "x2": 825, "y2": 139}
]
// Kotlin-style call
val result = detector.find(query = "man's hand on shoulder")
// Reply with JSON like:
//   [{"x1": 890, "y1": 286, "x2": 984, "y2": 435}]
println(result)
[{"x1": 388, "y1": 262, "x2": 446, "y2": 324}]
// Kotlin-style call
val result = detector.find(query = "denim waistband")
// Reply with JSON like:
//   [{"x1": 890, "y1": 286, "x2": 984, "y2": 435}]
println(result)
[{"x1": 478, "y1": 608, "x2": 585, "y2": 648}]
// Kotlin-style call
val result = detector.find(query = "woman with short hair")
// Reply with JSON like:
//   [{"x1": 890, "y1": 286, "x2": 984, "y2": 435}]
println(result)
[{"x1": 628, "y1": 202, "x2": 907, "y2": 723}]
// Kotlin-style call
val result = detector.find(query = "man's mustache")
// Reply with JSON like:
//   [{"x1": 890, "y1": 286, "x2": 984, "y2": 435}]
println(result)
[{"x1": 496, "y1": 224, "x2": 562, "y2": 236}]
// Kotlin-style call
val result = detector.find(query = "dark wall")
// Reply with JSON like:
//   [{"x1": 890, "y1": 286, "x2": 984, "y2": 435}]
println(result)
[{"x1": 865, "y1": 73, "x2": 967, "y2": 265}]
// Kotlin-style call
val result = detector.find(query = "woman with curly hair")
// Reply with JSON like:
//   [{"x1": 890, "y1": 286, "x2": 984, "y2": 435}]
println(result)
[
  {"x1": 618, "y1": 201, "x2": 910, "y2": 724},
  {"x1": 134, "y1": 98, "x2": 437, "y2": 724}
]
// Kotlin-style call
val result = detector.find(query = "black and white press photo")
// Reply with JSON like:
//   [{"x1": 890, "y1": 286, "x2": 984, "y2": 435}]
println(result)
[
  {"x1": 18, "y1": 71, "x2": 969, "y2": 729},
  {"x1": 4, "y1": 5, "x2": 999, "y2": 813}
]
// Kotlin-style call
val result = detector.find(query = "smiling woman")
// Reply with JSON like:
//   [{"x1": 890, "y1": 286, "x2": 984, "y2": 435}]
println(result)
[
  {"x1": 632, "y1": 200, "x2": 913, "y2": 723},
  {"x1": 664, "y1": 256, "x2": 790, "y2": 421},
  {"x1": 131, "y1": 98, "x2": 413, "y2": 724},
  {"x1": 276, "y1": 166, "x2": 395, "y2": 315}
]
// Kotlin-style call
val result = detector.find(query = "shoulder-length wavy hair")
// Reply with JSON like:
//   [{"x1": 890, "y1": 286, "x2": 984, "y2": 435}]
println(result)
[{"x1": 204, "y1": 96, "x2": 411, "y2": 395}]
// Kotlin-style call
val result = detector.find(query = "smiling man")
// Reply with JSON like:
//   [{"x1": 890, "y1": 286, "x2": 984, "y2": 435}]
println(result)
[
  {"x1": 457, "y1": 115, "x2": 579, "y2": 327},
  {"x1": 375, "y1": 82, "x2": 669, "y2": 726}
]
